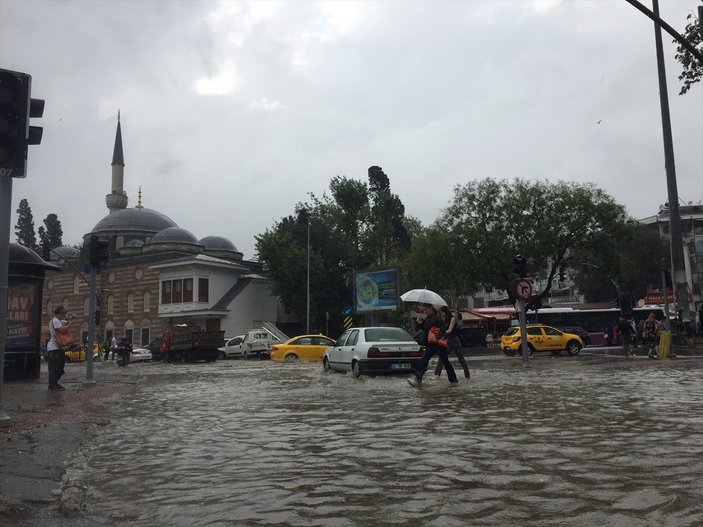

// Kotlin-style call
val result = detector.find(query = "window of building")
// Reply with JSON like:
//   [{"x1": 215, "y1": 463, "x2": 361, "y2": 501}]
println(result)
[
  {"x1": 141, "y1": 327, "x2": 150, "y2": 346},
  {"x1": 83, "y1": 296, "x2": 90, "y2": 315},
  {"x1": 107, "y1": 295, "x2": 114, "y2": 314},
  {"x1": 184, "y1": 278, "x2": 193, "y2": 302},
  {"x1": 73, "y1": 276, "x2": 80, "y2": 294},
  {"x1": 116, "y1": 236, "x2": 124, "y2": 249},
  {"x1": 62, "y1": 298, "x2": 70, "y2": 313},
  {"x1": 46, "y1": 300, "x2": 53, "y2": 316},
  {"x1": 127, "y1": 292, "x2": 134, "y2": 313},
  {"x1": 173, "y1": 280, "x2": 182, "y2": 303},
  {"x1": 124, "y1": 320, "x2": 134, "y2": 345},
  {"x1": 143, "y1": 292, "x2": 150, "y2": 312},
  {"x1": 198, "y1": 278, "x2": 209, "y2": 303},
  {"x1": 162, "y1": 281, "x2": 172, "y2": 304}
]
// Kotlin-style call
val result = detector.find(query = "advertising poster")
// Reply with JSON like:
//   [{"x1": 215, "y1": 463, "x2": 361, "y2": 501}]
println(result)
[
  {"x1": 354, "y1": 269, "x2": 399, "y2": 313},
  {"x1": 7, "y1": 282, "x2": 37, "y2": 349}
]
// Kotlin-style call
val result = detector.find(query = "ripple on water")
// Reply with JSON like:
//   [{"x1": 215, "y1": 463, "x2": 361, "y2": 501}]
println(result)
[{"x1": 68, "y1": 359, "x2": 703, "y2": 526}]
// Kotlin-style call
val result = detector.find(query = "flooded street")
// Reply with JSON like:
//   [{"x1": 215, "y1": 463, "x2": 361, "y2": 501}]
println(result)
[{"x1": 67, "y1": 357, "x2": 703, "y2": 526}]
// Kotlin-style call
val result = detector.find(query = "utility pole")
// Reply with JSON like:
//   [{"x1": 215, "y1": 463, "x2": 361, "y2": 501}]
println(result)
[{"x1": 652, "y1": 0, "x2": 691, "y2": 317}]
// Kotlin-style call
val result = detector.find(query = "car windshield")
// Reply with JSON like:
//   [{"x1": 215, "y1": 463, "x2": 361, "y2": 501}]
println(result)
[
  {"x1": 504, "y1": 328, "x2": 519, "y2": 337},
  {"x1": 364, "y1": 328, "x2": 412, "y2": 342}
]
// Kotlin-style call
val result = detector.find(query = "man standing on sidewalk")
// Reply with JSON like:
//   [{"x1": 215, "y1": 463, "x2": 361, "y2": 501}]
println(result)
[{"x1": 47, "y1": 306, "x2": 73, "y2": 390}]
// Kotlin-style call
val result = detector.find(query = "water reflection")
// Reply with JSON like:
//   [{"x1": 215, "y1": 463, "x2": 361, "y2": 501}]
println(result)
[{"x1": 67, "y1": 358, "x2": 703, "y2": 526}]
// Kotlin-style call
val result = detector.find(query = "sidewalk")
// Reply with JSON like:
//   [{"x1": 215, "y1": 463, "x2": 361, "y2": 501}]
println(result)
[{"x1": 0, "y1": 360, "x2": 140, "y2": 525}]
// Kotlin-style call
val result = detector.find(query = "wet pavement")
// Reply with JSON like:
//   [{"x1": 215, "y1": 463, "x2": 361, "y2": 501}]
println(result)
[{"x1": 2, "y1": 353, "x2": 703, "y2": 526}]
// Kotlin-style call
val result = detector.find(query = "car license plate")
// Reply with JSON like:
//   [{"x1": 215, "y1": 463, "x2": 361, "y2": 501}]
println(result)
[{"x1": 391, "y1": 363, "x2": 410, "y2": 369}]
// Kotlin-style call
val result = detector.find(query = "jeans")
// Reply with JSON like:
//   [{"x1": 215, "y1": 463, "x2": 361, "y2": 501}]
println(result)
[
  {"x1": 417, "y1": 344, "x2": 457, "y2": 383},
  {"x1": 434, "y1": 336, "x2": 470, "y2": 378},
  {"x1": 48, "y1": 349, "x2": 65, "y2": 387}
]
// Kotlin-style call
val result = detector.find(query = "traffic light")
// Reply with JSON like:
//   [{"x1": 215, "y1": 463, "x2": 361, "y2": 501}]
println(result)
[
  {"x1": 89, "y1": 235, "x2": 110, "y2": 267},
  {"x1": 559, "y1": 265, "x2": 566, "y2": 282},
  {"x1": 0, "y1": 68, "x2": 43, "y2": 178},
  {"x1": 94, "y1": 310, "x2": 101, "y2": 326},
  {"x1": 513, "y1": 255, "x2": 527, "y2": 278}
]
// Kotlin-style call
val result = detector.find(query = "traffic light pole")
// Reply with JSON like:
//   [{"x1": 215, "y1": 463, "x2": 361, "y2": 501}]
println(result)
[
  {"x1": 517, "y1": 300, "x2": 530, "y2": 368},
  {"x1": 0, "y1": 176, "x2": 14, "y2": 426}
]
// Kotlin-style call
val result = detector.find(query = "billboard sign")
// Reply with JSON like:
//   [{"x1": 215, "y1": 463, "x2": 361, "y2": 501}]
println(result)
[{"x1": 354, "y1": 268, "x2": 399, "y2": 313}]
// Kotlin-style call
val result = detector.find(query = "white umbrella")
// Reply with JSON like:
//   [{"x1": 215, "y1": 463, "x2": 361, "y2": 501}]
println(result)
[{"x1": 400, "y1": 288, "x2": 448, "y2": 307}]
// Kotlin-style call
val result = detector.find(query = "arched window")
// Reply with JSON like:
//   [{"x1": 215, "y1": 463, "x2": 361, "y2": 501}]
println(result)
[
  {"x1": 104, "y1": 321, "x2": 115, "y2": 342},
  {"x1": 73, "y1": 276, "x2": 80, "y2": 294},
  {"x1": 116, "y1": 236, "x2": 124, "y2": 249},
  {"x1": 143, "y1": 291, "x2": 150, "y2": 312},
  {"x1": 107, "y1": 295, "x2": 114, "y2": 314},
  {"x1": 140, "y1": 319, "x2": 151, "y2": 346},
  {"x1": 83, "y1": 296, "x2": 90, "y2": 315},
  {"x1": 127, "y1": 292, "x2": 134, "y2": 313},
  {"x1": 123, "y1": 320, "x2": 134, "y2": 345},
  {"x1": 62, "y1": 298, "x2": 70, "y2": 313},
  {"x1": 46, "y1": 300, "x2": 53, "y2": 316}
]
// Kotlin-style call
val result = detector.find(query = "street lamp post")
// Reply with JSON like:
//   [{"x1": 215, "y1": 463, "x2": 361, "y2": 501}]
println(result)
[{"x1": 306, "y1": 218, "x2": 310, "y2": 334}]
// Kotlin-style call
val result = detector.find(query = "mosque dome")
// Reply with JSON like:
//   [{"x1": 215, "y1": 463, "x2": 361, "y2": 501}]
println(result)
[
  {"x1": 199, "y1": 236, "x2": 236, "y2": 252},
  {"x1": 91, "y1": 207, "x2": 177, "y2": 235},
  {"x1": 51, "y1": 246, "x2": 81, "y2": 260},
  {"x1": 149, "y1": 227, "x2": 199, "y2": 244},
  {"x1": 199, "y1": 235, "x2": 244, "y2": 261}
]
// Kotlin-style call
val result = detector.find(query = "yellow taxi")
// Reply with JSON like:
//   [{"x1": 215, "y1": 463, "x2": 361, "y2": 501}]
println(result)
[
  {"x1": 65, "y1": 342, "x2": 104, "y2": 362},
  {"x1": 269, "y1": 334, "x2": 336, "y2": 362},
  {"x1": 501, "y1": 324, "x2": 583, "y2": 356}
]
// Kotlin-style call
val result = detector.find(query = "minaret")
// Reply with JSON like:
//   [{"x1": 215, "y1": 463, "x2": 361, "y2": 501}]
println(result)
[{"x1": 105, "y1": 110, "x2": 128, "y2": 213}]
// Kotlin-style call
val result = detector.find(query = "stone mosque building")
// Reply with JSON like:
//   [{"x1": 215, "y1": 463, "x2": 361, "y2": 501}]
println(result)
[{"x1": 42, "y1": 115, "x2": 290, "y2": 347}]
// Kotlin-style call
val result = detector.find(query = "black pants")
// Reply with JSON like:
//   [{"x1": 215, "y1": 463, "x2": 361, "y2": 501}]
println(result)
[
  {"x1": 434, "y1": 336, "x2": 470, "y2": 378},
  {"x1": 48, "y1": 349, "x2": 65, "y2": 387},
  {"x1": 417, "y1": 344, "x2": 457, "y2": 383}
]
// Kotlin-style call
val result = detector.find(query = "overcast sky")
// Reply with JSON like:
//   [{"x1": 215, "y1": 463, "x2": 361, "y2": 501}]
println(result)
[{"x1": 2, "y1": 0, "x2": 701, "y2": 260}]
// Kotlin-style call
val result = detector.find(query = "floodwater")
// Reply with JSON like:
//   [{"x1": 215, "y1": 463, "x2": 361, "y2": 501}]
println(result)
[{"x1": 66, "y1": 356, "x2": 703, "y2": 526}]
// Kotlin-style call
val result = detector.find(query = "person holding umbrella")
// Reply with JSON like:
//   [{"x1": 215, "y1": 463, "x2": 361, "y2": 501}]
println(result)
[
  {"x1": 407, "y1": 303, "x2": 458, "y2": 387},
  {"x1": 434, "y1": 306, "x2": 470, "y2": 379}
]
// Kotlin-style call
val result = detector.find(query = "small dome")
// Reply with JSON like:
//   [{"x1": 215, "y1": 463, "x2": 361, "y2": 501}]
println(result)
[
  {"x1": 199, "y1": 236, "x2": 237, "y2": 252},
  {"x1": 91, "y1": 207, "x2": 177, "y2": 234},
  {"x1": 148, "y1": 227, "x2": 199, "y2": 245},
  {"x1": 51, "y1": 246, "x2": 81, "y2": 260}
]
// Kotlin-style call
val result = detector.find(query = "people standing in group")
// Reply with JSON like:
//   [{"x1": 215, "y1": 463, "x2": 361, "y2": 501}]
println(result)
[
  {"x1": 434, "y1": 306, "x2": 470, "y2": 379},
  {"x1": 408, "y1": 303, "x2": 458, "y2": 387},
  {"x1": 643, "y1": 313, "x2": 661, "y2": 360},
  {"x1": 47, "y1": 306, "x2": 74, "y2": 390},
  {"x1": 617, "y1": 315, "x2": 633, "y2": 357}
]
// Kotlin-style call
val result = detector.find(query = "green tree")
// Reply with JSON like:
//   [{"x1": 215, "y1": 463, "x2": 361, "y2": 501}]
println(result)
[
  {"x1": 569, "y1": 222, "x2": 668, "y2": 303},
  {"x1": 674, "y1": 3, "x2": 702, "y2": 95},
  {"x1": 256, "y1": 168, "x2": 415, "y2": 333},
  {"x1": 38, "y1": 213, "x2": 63, "y2": 250},
  {"x1": 410, "y1": 178, "x2": 629, "y2": 309},
  {"x1": 14, "y1": 198, "x2": 37, "y2": 249}
]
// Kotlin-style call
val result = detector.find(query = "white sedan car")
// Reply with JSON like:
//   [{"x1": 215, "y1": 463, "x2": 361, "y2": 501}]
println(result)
[
  {"x1": 323, "y1": 327, "x2": 424, "y2": 378},
  {"x1": 130, "y1": 346, "x2": 153, "y2": 362}
]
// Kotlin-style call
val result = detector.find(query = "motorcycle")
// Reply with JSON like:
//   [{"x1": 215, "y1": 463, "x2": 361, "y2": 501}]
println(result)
[{"x1": 115, "y1": 343, "x2": 132, "y2": 367}]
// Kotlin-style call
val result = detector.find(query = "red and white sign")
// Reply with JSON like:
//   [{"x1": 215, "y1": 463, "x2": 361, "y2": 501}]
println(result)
[
  {"x1": 644, "y1": 291, "x2": 693, "y2": 304},
  {"x1": 515, "y1": 279, "x2": 532, "y2": 300}
]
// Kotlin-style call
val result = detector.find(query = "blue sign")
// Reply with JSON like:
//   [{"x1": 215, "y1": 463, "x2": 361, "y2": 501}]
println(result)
[
  {"x1": 354, "y1": 268, "x2": 399, "y2": 313},
  {"x1": 343, "y1": 306, "x2": 353, "y2": 316}
]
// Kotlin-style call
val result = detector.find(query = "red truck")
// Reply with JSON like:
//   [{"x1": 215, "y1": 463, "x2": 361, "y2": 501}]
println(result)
[{"x1": 161, "y1": 324, "x2": 224, "y2": 363}]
